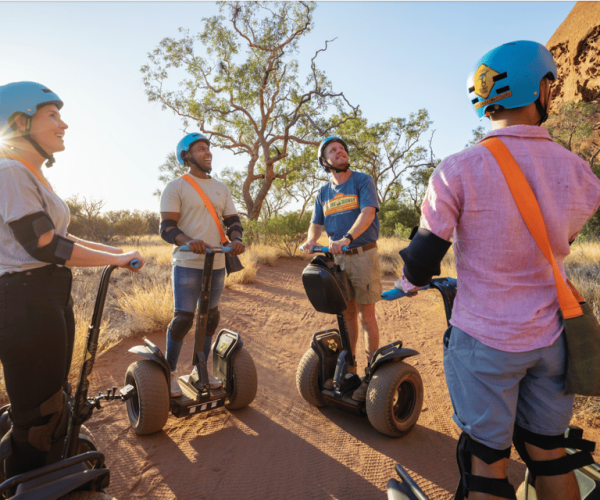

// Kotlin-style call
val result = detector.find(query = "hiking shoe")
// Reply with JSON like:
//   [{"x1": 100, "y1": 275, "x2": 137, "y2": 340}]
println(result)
[
  {"x1": 170, "y1": 370, "x2": 183, "y2": 397},
  {"x1": 323, "y1": 378, "x2": 334, "y2": 390},
  {"x1": 352, "y1": 378, "x2": 368, "y2": 402}
]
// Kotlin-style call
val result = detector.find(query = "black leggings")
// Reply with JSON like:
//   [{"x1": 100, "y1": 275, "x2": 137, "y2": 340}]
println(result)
[{"x1": 0, "y1": 265, "x2": 74, "y2": 477}]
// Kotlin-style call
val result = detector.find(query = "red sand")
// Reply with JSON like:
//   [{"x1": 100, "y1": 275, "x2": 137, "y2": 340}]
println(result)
[{"x1": 86, "y1": 258, "x2": 600, "y2": 499}]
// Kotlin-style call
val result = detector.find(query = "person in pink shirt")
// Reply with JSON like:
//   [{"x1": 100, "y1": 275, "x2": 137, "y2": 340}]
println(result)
[{"x1": 398, "y1": 41, "x2": 600, "y2": 500}]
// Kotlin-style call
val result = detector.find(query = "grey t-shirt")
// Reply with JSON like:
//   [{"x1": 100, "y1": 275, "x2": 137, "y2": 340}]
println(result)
[
  {"x1": 160, "y1": 174, "x2": 237, "y2": 270},
  {"x1": 0, "y1": 158, "x2": 70, "y2": 276}
]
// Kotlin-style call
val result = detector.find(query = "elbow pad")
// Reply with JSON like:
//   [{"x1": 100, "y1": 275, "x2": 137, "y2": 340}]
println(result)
[
  {"x1": 399, "y1": 227, "x2": 452, "y2": 287},
  {"x1": 223, "y1": 215, "x2": 243, "y2": 239},
  {"x1": 9, "y1": 211, "x2": 74, "y2": 265},
  {"x1": 160, "y1": 219, "x2": 183, "y2": 245}
]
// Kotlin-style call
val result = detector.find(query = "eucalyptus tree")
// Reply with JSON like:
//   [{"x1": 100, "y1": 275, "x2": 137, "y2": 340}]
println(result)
[
  {"x1": 142, "y1": 1, "x2": 358, "y2": 220},
  {"x1": 333, "y1": 110, "x2": 436, "y2": 205}
]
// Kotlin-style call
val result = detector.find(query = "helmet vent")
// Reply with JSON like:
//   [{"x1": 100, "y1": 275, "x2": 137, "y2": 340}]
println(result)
[
  {"x1": 496, "y1": 86, "x2": 510, "y2": 95},
  {"x1": 471, "y1": 98, "x2": 480, "y2": 104},
  {"x1": 468, "y1": 86, "x2": 475, "y2": 93},
  {"x1": 41, "y1": 89, "x2": 53, "y2": 93},
  {"x1": 492, "y1": 72, "x2": 508, "y2": 82}
]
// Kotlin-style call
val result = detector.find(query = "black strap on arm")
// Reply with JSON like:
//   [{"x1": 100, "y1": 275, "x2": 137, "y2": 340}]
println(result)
[
  {"x1": 9, "y1": 211, "x2": 74, "y2": 265},
  {"x1": 160, "y1": 219, "x2": 183, "y2": 245},
  {"x1": 223, "y1": 215, "x2": 243, "y2": 239},
  {"x1": 399, "y1": 227, "x2": 452, "y2": 287}
]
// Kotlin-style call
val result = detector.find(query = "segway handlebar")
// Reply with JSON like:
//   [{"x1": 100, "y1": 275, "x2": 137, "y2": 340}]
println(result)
[
  {"x1": 130, "y1": 259, "x2": 142, "y2": 269},
  {"x1": 300, "y1": 245, "x2": 351, "y2": 253},
  {"x1": 382, "y1": 277, "x2": 457, "y2": 301},
  {"x1": 179, "y1": 245, "x2": 232, "y2": 253}
]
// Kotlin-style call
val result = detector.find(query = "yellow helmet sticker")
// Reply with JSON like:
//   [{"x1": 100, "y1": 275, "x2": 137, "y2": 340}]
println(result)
[{"x1": 472, "y1": 64, "x2": 500, "y2": 99}]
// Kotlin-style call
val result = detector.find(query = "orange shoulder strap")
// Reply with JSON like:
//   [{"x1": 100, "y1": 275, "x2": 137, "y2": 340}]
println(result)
[
  {"x1": 3, "y1": 154, "x2": 53, "y2": 193},
  {"x1": 479, "y1": 137, "x2": 582, "y2": 319},
  {"x1": 181, "y1": 174, "x2": 227, "y2": 244}
]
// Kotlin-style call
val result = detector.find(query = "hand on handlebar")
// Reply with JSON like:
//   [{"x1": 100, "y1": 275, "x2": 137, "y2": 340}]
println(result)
[
  {"x1": 225, "y1": 239, "x2": 245, "y2": 256},
  {"x1": 185, "y1": 239, "x2": 213, "y2": 255},
  {"x1": 302, "y1": 239, "x2": 319, "y2": 255},
  {"x1": 118, "y1": 251, "x2": 145, "y2": 272},
  {"x1": 394, "y1": 273, "x2": 422, "y2": 298},
  {"x1": 328, "y1": 238, "x2": 348, "y2": 255}
]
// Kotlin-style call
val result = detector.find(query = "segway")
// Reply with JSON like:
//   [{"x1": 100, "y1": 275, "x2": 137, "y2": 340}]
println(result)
[
  {"x1": 125, "y1": 246, "x2": 257, "y2": 435},
  {"x1": 384, "y1": 278, "x2": 600, "y2": 500},
  {"x1": 296, "y1": 246, "x2": 424, "y2": 437},
  {"x1": 0, "y1": 259, "x2": 141, "y2": 500}
]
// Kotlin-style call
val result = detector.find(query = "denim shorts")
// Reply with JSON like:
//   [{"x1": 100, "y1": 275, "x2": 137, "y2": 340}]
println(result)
[
  {"x1": 443, "y1": 325, "x2": 574, "y2": 450},
  {"x1": 172, "y1": 265, "x2": 226, "y2": 313}
]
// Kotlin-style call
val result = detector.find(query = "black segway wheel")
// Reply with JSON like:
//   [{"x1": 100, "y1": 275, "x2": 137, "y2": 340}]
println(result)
[
  {"x1": 296, "y1": 349, "x2": 326, "y2": 408},
  {"x1": 125, "y1": 360, "x2": 169, "y2": 435},
  {"x1": 77, "y1": 425, "x2": 105, "y2": 469},
  {"x1": 366, "y1": 361, "x2": 423, "y2": 437},
  {"x1": 225, "y1": 347, "x2": 258, "y2": 410}
]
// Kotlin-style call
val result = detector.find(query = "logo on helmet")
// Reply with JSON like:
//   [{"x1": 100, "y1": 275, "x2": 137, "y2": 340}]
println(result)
[{"x1": 473, "y1": 64, "x2": 500, "y2": 99}]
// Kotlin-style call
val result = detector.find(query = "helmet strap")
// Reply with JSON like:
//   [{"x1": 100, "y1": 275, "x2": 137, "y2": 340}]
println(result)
[
  {"x1": 21, "y1": 115, "x2": 55, "y2": 167},
  {"x1": 186, "y1": 155, "x2": 211, "y2": 174},
  {"x1": 535, "y1": 97, "x2": 549, "y2": 126}
]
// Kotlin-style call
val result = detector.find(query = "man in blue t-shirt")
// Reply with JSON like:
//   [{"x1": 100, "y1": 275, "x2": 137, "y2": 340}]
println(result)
[{"x1": 303, "y1": 136, "x2": 382, "y2": 402}]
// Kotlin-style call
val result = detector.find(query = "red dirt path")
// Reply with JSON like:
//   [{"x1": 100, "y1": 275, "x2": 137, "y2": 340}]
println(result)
[{"x1": 86, "y1": 258, "x2": 600, "y2": 499}]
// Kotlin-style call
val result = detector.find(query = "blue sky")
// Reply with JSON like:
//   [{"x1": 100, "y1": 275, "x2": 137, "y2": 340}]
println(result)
[{"x1": 0, "y1": 1, "x2": 575, "y2": 212}]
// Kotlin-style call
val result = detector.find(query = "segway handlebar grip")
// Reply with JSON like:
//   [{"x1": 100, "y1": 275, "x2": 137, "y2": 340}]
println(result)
[
  {"x1": 381, "y1": 283, "x2": 431, "y2": 301},
  {"x1": 130, "y1": 259, "x2": 142, "y2": 269},
  {"x1": 179, "y1": 245, "x2": 231, "y2": 254},
  {"x1": 304, "y1": 245, "x2": 351, "y2": 253}
]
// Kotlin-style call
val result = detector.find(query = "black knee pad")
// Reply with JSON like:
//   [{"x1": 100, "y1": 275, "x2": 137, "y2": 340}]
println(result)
[
  {"x1": 168, "y1": 311, "x2": 195, "y2": 342},
  {"x1": 455, "y1": 432, "x2": 516, "y2": 499},
  {"x1": 513, "y1": 424, "x2": 595, "y2": 480},
  {"x1": 207, "y1": 306, "x2": 220, "y2": 336}
]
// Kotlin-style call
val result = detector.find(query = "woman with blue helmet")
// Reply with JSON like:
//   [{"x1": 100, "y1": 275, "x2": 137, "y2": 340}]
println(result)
[
  {"x1": 397, "y1": 41, "x2": 600, "y2": 499},
  {"x1": 0, "y1": 81, "x2": 145, "y2": 478}
]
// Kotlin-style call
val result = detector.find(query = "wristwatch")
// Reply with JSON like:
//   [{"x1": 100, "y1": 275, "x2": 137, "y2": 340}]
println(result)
[{"x1": 343, "y1": 233, "x2": 354, "y2": 243}]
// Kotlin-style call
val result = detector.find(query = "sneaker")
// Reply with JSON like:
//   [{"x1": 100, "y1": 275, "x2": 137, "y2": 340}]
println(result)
[
  {"x1": 323, "y1": 378, "x2": 334, "y2": 390},
  {"x1": 352, "y1": 378, "x2": 368, "y2": 402},
  {"x1": 170, "y1": 370, "x2": 183, "y2": 397},
  {"x1": 191, "y1": 366, "x2": 222, "y2": 389},
  {"x1": 208, "y1": 373, "x2": 222, "y2": 390}
]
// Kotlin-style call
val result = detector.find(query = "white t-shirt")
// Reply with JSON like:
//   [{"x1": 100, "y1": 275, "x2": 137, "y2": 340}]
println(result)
[
  {"x1": 0, "y1": 158, "x2": 70, "y2": 276},
  {"x1": 160, "y1": 174, "x2": 237, "y2": 270}
]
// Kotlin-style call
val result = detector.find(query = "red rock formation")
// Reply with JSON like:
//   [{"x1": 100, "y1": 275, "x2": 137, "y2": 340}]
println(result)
[{"x1": 546, "y1": 2, "x2": 600, "y2": 108}]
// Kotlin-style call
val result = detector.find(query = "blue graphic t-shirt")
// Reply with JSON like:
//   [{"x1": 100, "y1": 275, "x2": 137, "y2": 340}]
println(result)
[{"x1": 311, "y1": 171, "x2": 380, "y2": 248}]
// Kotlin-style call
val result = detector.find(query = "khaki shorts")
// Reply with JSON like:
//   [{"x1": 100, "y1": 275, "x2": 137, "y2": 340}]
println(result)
[{"x1": 334, "y1": 247, "x2": 382, "y2": 305}]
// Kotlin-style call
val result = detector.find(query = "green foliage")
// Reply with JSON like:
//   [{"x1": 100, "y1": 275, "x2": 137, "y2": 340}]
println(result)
[
  {"x1": 244, "y1": 210, "x2": 311, "y2": 256},
  {"x1": 333, "y1": 110, "x2": 436, "y2": 205},
  {"x1": 546, "y1": 101, "x2": 600, "y2": 163},
  {"x1": 465, "y1": 125, "x2": 489, "y2": 148},
  {"x1": 66, "y1": 195, "x2": 159, "y2": 243},
  {"x1": 378, "y1": 198, "x2": 420, "y2": 237},
  {"x1": 143, "y1": 1, "x2": 358, "y2": 220},
  {"x1": 546, "y1": 101, "x2": 600, "y2": 237}
]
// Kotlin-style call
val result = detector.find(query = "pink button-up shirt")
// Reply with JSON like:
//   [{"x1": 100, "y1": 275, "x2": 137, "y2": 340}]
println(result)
[{"x1": 420, "y1": 125, "x2": 600, "y2": 352}]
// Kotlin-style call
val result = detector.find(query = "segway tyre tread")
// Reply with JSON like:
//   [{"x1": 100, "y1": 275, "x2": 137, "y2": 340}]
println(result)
[
  {"x1": 366, "y1": 361, "x2": 423, "y2": 437},
  {"x1": 296, "y1": 349, "x2": 326, "y2": 408},
  {"x1": 225, "y1": 347, "x2": 258, "y2": 410},
  {"x1": 125, "y1": 360, "x2": 169, "y2": 435}
]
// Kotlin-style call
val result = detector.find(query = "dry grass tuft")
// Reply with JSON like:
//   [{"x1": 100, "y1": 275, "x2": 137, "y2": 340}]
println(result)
[{"x1": 250, "y1": 244, "x2": 284, "y2": 266}]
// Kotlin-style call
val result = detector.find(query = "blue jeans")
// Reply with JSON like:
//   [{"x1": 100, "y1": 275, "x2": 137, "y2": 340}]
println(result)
[{"x1": 166, "y1": 265, "x2": 226, "y2": 371}]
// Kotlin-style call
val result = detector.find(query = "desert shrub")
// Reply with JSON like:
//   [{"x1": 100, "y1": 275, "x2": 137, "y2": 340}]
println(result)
[{"x1": 250, "y1": 244, "x2": 285, "y2": 266}]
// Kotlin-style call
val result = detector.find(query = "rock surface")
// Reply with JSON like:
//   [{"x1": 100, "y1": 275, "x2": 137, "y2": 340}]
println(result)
[{"x1": 547, "y1": 1, "x2": 600, "y2": 108}]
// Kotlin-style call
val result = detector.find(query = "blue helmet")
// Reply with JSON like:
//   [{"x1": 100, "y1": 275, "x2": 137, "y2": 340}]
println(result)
[
  {"x1": 176, "y1": 133, "x2": 210, "y2": 165},
  {"x1": 0, "y1": 82, "x2": 63, "y2": 137},
  {"x1": 467, "y1": 41, "x2": 557, "y2": 120},
  {"x1": 318, "y1": 136, "x2": 349, "y2": 172}
]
